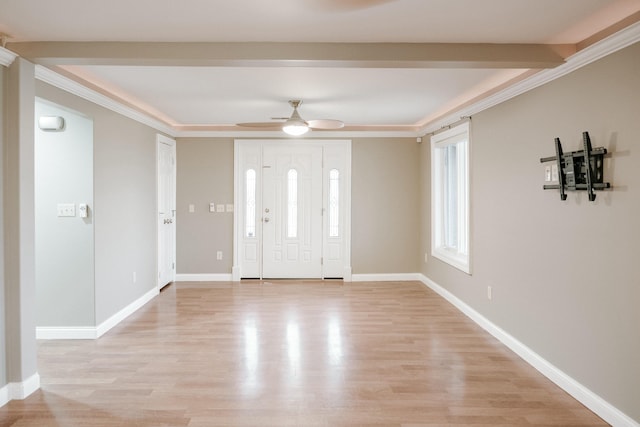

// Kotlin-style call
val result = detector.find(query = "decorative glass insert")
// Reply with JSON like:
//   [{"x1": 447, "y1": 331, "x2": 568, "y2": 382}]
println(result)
[
  {"x1": 329, "y1": 169, "x2": 340, "y2": 237},
  {"x1": 245, "y1": 169, "x2": 256, "y2": 237},
  {"x1": 287, "y1": 169, "x2": 298, "y2": 238}
]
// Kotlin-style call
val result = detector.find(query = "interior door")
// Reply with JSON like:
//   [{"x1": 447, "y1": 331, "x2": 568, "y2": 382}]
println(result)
[
  {"x1": 262, "y1": 145, "x2": 323, "y2": 278},
  {"x1": 157, "y1": 136, "x2": 176, "y2": 289}
]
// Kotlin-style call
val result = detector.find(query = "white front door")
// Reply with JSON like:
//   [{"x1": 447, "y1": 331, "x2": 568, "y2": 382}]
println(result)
[
  {"x1": 157, "y1": 135, "x2": 176, "y2": 289},
  {"x1": 233, "y1": 140, "x2": 352, "y2": 281},
  {"x1": 262, "y1": 145, "x2": 323, "y2": 278}
]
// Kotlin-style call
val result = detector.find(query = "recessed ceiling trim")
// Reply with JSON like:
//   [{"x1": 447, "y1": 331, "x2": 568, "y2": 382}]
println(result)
[
  {"x1": 174, "y1": 130, "x2": 419, "y2": 138},
  {"x1": 35, "y1": 65, "x2": 176, "y2": 137},
  {"x1": 0, "y1": 46, "x2": 17, "y2": 67},
  {"x1": 419, "y1": 20, "x2": 640, "y2": 135}
]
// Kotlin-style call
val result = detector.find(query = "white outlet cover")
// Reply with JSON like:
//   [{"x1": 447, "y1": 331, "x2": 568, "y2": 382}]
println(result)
[
  {"x1": 216, "y1": 204, "x2": 225, "y2": 213},
  {"x1": 226, "y1": 204, "x2": 234, "y2": 212}
]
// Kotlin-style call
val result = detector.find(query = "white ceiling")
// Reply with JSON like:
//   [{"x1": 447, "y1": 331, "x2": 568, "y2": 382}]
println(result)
[{"x1": 2, "y1": 0, "x2": 639, "y2": 135}]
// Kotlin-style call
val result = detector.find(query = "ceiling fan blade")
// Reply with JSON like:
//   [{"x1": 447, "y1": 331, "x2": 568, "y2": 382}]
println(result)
[
  {"x1": 236, "y1": 122, "x2": 284, "y2": 128},
  {"x1": 307, "y1": 119, "x2": 345, "y2": 130}
]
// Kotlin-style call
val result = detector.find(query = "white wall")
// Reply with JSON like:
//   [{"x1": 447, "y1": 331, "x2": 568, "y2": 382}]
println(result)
[{"x1": 35, "y1": 99, "x2": 94, "y2": 327}]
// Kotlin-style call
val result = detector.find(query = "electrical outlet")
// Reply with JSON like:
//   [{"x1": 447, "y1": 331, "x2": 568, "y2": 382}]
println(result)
[
  {"x1": 487, "y1": 286, "x2": 493, "y2": 301},
  {"x1": 216, "y1": 251, "x2": 223, "y2": 260}
]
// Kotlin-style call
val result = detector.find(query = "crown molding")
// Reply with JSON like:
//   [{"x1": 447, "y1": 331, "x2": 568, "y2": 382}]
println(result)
[
  {"x1": 0, "y1": 47, "x2": 17, "y2": 67},
  {"x1": 35, "y1": 65, "x2": 177, "y2": 137},
  {"x1": 419, "y1": 21, "x2": 640, "y2": 135}
]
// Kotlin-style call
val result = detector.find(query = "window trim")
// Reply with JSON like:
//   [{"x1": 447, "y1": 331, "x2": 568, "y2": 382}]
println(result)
[{"x1": 431, "y1": 121, "x2": 471, "y2": 274}]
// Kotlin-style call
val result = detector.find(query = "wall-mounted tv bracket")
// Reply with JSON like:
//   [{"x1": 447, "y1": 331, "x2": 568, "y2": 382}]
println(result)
[{"x1": 540, "y1": 131, "x2": 610, "y2": 201}]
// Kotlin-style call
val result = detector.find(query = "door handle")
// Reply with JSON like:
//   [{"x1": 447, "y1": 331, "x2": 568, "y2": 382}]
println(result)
[{"x1": 264, "y1": 217, "x2": 270, "y2": 223}]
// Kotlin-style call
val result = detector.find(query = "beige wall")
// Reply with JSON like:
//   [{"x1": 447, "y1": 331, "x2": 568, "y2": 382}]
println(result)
[
  {"x1": 176, "y1": 138, "x2": 234, "y2": 274},
  {"x1": 36, "y1": 81, "x2": 160, "y2": 325},
  {"x1": 352, "y1": 138, "x2": 420, "y2": 274},
  {"x1": 422, "y1": 41, "x2": 640, "y2": 422},
  {"x1": 176, "y1": 137, "x2": 421, "y2": 275},
  {"x1": 0, "y1": 64, "x2": 6, "y2": 387}
]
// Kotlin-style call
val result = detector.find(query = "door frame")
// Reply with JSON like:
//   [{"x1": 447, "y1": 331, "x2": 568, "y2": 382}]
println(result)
[
  {"x1": 156, "y1": 134, "x2": 177, "y2": 290},
  {"x1": 232, "y1": 139, "x2": 352, "y2": 281}
]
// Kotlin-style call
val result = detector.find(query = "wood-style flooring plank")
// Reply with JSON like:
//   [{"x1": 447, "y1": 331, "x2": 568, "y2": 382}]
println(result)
[{"x1": 1, "y1": 281, "x2": 607, "y2": 426}]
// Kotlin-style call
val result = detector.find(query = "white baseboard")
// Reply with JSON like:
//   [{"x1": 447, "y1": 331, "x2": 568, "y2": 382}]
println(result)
[
  {"x1": 419, "y1": 274, "x2": 639, "y2": 427},
  {"x1": 37, "y1": 326, "x2": 97, "y2": 340},
  {"x1": 37, "y1": 287, "x2": 158, "y2": 340},
  {"x1": 9, "y1": 373, "x2": 40, "y2": 401},
  {"x1": 0, "y1": 373, "x2": 41, "y2": 408},
  {"x1": 0, "y1": 384, "x2": 8, "y2": 407},
  {"x1": 96, "y1": 287, "x2": 158, "y2": 338},
  {"x1": 351, "y1": 273, "x2": 422, "y2": 282},
  {"x1": 176, "y1": 273, "x2": 234, "y2": 282}
]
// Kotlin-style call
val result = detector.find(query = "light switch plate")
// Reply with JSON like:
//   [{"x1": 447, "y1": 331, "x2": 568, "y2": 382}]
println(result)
[
  {"x1": 57, "y1": 203, "x2": 76, "y2": 217},
  {"x1": 216, "y1": 204, "x2": 225, "y2": 213},
  {"x1": 188, "y1": 204, "x2": 195, "y2": 213},
  {"x1": 209, "y1": 203, "x2": 215, "y2": 212},
  {"x1": 226, "y1": 204, "x2": 234, "y2": 212}
]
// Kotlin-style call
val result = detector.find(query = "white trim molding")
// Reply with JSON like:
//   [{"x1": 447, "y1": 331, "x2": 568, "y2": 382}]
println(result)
[
  {"x1": 37, "y1": 326, "x2": 97, "y2": 340},
  {"x1": 175, "y1": 273, "x2": 234, "y2": 282},
  {"x1": 419, "y1": 274, "x2": 639, "y2": 427},
  {"x1": 36, "y1": 287, "x2": 158, "y2": 340},
  {"x1": 176, "y1": 130, "x2": 419, "y2": 138},
  {"x1": 35, "y1": 65, "x2": 176, "y2": 137},
  {"x1": 0, "y1": 46, "x2": 17, "y2": 67},
  {"x1": 0, "y1": 373, "x2": 41, "y2": 407},
  {"x1": 420, "y1": 20, "x2": 640, "y2": 135},
  {"x1": 351, "y1": 273, "x2": 422, "y2": 282},
  {"x1": 96, "y1": 287, "x2": 158, "y2": 338}
]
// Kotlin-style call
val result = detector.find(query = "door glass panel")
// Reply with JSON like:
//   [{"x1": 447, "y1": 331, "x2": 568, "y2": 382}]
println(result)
[
  {"x1": 287, "y1": 169, "x2": 298, "y2": 238},
  {"x1": 329, "y1": 169, "x2": 339, "y2": 237},
  {"x1": 246, "y1": 169, "x2": 256, "y2": 237}
]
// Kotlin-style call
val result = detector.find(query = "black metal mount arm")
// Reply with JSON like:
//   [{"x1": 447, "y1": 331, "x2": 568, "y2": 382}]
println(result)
[{"x1": 540, "y1": 131, "x2": 610, "y2": 201}]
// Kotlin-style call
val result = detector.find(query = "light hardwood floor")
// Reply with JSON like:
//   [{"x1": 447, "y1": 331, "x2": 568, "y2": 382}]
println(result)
[{"x1": 1, "y1": 281, "x2": 607, "y2": 426}]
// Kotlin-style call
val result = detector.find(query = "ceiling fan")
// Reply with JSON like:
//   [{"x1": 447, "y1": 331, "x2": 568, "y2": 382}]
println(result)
[{"x1": 236, "y1": 100, "x2": 344, "y2": 136}]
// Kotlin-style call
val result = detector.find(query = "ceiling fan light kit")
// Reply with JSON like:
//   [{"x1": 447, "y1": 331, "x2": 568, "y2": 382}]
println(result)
[
  {"x1": 237, "y1": 100, "x2": 344, "y2": 135},
  {"x1": 282, "y1": 120, "x2": 310, "y2": 136}
]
